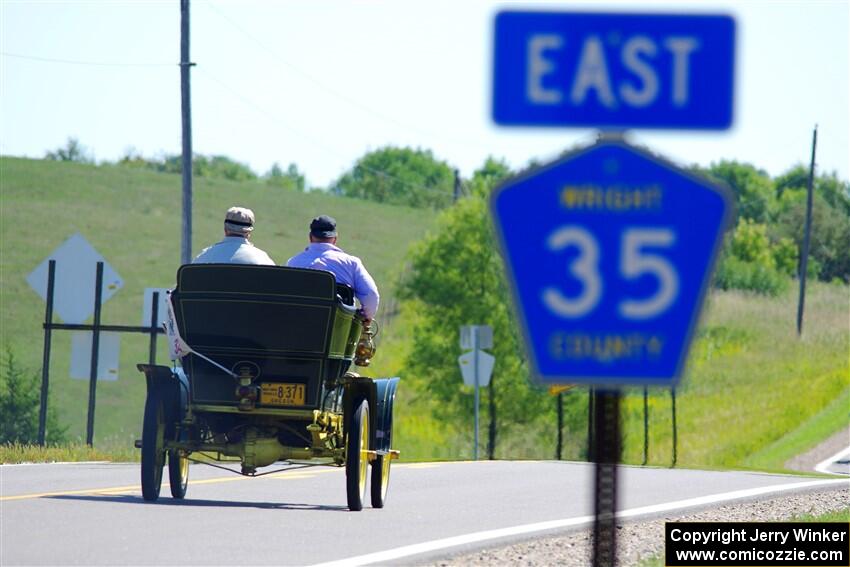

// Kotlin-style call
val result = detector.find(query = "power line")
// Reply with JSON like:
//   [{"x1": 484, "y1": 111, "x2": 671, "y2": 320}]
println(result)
[
  {"x1": 196, "y1": 68, "x2": 453, "y2": 201},
  {"x1": 0, "y1": 51, "x2": 174, "y2": 67},
  {"x1": 202, "y1": 2, "x2": 485, "y2": 149}
]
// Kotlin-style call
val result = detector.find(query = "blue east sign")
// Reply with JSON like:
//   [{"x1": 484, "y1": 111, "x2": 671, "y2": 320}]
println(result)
[
  {"x1": 492, "y1": 11, "x2": 736, "y2": 130},
  {"x1": 490, "y1": 141, "x2": 732, "y2": 385}
]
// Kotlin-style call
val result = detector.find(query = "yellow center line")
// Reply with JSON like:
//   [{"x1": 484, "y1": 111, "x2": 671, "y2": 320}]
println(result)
[
  {"x1": 396, "y1": 463, "x2": 441, "y2": 469},
  {"x1": 1, "y1": 469, "x2": 335, "y2": 502},
  {"x1": 1, "y1": 485, "x2": 141, "y2": 502}
]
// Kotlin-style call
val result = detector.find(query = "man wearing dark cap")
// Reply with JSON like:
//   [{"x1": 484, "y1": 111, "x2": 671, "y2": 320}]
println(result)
[
  {"x1": 286, "y1": 215, "x2": 380, "y2": 321},
  {"x1": 193, "y1": 206, "x2": 275, "y2": 265}
]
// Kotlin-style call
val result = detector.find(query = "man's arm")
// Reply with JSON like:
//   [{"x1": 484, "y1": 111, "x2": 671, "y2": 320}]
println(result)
[{"x1": 352, "y1": 260, "x2": 379, "y2": 320}]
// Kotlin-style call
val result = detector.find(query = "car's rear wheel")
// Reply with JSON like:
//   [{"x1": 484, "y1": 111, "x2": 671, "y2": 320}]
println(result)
[
  {"x1": 346, "y1": 398, "x2": 370, "y2": 511},
  {"x1": 370, "y1": 452, "x2": 391, "y2": 508},
  {"x1": 141, "y1": 392, "x2": 166, "y2": 501},
  {"x1": 168, "y1": 450, "x2": 189, "y2": 499}
]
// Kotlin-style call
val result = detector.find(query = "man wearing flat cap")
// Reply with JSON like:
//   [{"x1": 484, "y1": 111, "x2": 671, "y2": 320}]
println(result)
[
  {"x1": 193, "y1": 206, "x2": 275, "y2": 265},
  {"x1": 286, "y1": 214, "x2": 380, "y2": 321}
]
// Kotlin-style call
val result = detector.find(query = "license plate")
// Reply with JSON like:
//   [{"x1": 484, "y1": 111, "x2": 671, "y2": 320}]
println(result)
[{"x1": 260, "y1": 383, "x2": 306, "y2": 406}]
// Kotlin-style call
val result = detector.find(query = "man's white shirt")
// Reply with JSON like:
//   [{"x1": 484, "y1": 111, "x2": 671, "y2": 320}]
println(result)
[{"x1": 192, "y1": 236, "x2": 275, "y2": 265}]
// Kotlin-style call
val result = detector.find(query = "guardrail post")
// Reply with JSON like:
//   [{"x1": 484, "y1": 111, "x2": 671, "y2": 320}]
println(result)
[
  {"x1": 671, "y1": 387, "x2": 678, "y2": 468},
  {"x1": 587, "y1": 387, "x2": 595, "y2": 461},
  {"x1": 642, "y1": 387, "x2": 649, "y2": 466},
  {"x1": 556, "y1": 391, "x2": 564, "y2": 460}
]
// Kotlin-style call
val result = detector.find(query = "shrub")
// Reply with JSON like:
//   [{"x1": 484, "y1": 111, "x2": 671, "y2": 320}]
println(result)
[
  {"x1": 0, "y1": 349, "x2": 67, "y2": 445},
  {"x1": 714, "y1": 255, "x2": 789, "y2": 296}
]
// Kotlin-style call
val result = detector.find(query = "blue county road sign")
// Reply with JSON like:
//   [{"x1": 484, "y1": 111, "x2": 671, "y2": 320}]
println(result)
[
  {"x1": 490, "y1": 141, "x2": 732, "y2": 385},
  {"x1": 492, "y1": 11, "x2": 735, "y2": 130}
]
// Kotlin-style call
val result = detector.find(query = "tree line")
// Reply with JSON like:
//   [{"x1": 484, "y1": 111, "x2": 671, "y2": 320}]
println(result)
[{"x1": 46, "y1": 136, "x2": 850, "y2": 286}]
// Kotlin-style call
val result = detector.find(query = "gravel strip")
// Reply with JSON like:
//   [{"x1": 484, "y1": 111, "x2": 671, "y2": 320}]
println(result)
[{"x1": 424, "y1": 486, "x2": 849, "y2": 567}]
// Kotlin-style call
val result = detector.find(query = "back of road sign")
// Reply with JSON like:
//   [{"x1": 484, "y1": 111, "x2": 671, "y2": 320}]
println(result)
[
  {"x1": 490, "y1": 141, "x2": 732, "y2": 386},
  {"x1": 492, "y1": 11, "x2": 735, "y2": 130}
]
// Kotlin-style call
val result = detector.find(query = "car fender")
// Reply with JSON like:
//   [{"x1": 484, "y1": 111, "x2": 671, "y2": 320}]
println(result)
[
  {"x1": 372, "y1": 377, "x2": 400, "y2": 452},
  {"x1": 136, "y1": 364, "x2": 188, "y2": 437}
]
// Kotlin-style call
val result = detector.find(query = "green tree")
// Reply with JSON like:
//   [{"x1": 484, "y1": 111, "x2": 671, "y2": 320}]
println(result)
[
  {"x1": 775, "y1": 191, "x2": 850, "y2": 282},
  {"x1": 333, "y1": 146, "x2": 455, "y2": 209},
  {"x1": 400, "y1": 160, "x2": 558, "y2": 458},
  {"x1": 730, "y1": 219, "x2": 775, "y2": 267},
  {"x1": 45, "y1": 137, "x2": 93, "y2": 163},
  {"x1": 714, "y1": 219, "x2": 799, "y2": 295},
  {"x1": 0, "y1": 349, "x2": 67, "y2": 444},
  {"x1": 775, "y1": 166, "x2": 850, "y2": 216},
  {"x1": 265, "y1": 162, "x2": 306, "y2": 191},
  {"x1": 701, "y1": 161, "x2": 776, "y2": 223},
  {"x1": 122, "y1": 153, "x2": 259, "y2": 182}
]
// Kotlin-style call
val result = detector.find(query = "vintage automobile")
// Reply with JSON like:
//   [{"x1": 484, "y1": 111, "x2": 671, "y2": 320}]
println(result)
[{"x1": 135, "y1": 264, "x2": 399, "y2": 511}]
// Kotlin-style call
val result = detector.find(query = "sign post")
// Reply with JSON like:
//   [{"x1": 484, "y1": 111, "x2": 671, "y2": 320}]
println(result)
[
  {"x1": 458, "y1": 325, "x2": 494, "y2": 460},
  {"x1": 491, "y1": 10, "x2": 735, "y2": 565}
]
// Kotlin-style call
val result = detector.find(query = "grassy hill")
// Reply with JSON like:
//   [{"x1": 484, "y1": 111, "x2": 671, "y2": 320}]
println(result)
[
  {"x1": 2, "y1": 156, "x2": 847, "y2": 473},
  {"x1": 0, "y1": 156, "x2": 437, "y2": 445},
  {"x1": 619, "y1": 282, "x2": 848, "y2": 472}
]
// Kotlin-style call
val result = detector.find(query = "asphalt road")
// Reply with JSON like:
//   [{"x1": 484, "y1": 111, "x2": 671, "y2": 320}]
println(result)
[{"x1": 1, "y1": 460, "x2": 846, "y2": 566}]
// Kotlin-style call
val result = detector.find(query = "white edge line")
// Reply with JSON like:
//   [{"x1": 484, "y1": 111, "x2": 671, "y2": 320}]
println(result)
[
  {"x1": 815, "y1": 445, "x2": 850, "y2": 475},
  {"x1": 310, "y1": 478, "x2": 848, "y2": 567}
]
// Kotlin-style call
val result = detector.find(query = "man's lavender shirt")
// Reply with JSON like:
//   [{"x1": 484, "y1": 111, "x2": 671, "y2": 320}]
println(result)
[{"x1": 286, "y1": 243, "x2": 380, "y2": 319}]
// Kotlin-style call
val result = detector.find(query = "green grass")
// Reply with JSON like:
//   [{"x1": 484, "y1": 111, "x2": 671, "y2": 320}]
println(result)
[
  {"x1": 0, "y1": 156, "x2": 436, "y2": 444},
  {"x1": 0, "y1": 442, "x2": 138, "y2": 463},
  {"x1": 620, "y1": 282, "x2": 849, "y2": 471},
  {"x1": 791, "y1": 508, "x2": 850, "y2": 522},
  {"x1": 744, "y1": 388, "x2": 850, "y2": 472}
]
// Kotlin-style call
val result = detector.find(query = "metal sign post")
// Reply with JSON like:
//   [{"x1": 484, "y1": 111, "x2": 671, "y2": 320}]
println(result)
[
  {"x1": 35, "y1": 265, "x2": 165, "y2": 446},
  {"x1": 592, "y1": 390, "x2": 621, "y2": 566},
  {"x1": 459, "y1": 325, "x2": 494, "y2": 460},
  {"x1": 85, "y1": 262, "x2": 105, "y2": 446},
  {"x1": 473, "y1": 328, "x2": 479, "y2": 460}
]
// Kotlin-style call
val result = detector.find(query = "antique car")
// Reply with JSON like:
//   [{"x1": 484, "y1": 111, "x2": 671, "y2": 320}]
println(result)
[{"x1": 135, "y1": 264, "x2": 399, "y2": 511}]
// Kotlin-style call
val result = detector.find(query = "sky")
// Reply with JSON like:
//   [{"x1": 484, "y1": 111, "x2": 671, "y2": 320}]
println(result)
[{"x1": 1, "y1": 0, "x2": 848, "y2": 189}]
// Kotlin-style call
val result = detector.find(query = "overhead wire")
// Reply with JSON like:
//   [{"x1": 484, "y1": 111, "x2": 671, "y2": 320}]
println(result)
[
  {"x1": 196, "y1": 67, "x2": 454, "y2": 202},
  {"x1": 0, "y1": 51, "x2": 174, "y2": 67},
  {"x1": 201, "y1": 1, "x2": 487, "y2": 149},
  {"x1": 2, "y1": 10, "x2": 464, "y2": 202}
]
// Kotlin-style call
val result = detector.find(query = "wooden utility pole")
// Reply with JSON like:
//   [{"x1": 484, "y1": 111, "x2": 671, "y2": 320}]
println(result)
[
  {"x1": 180, "y1": 0, "x2": 194, "y2": 265},
  {"x1": 796, "y1": 125, "x2": 817, "y2": 336}
]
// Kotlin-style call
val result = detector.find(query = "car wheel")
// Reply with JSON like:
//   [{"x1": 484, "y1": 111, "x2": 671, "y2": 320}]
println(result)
[
  {"x1": 370, "y1": 452, "x2": 391, "y2": 508},
  {"x1": 168, "y1": 450, "x2": 189, "y2": 499},
  {"x1": 346, "y1": 398, "x2": 370, "y2": 511},
  {"x1": 141, "y1": 391, "x2": 166, "y2": 501}
]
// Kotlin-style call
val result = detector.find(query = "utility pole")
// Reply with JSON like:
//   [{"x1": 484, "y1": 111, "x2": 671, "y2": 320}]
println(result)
[
  {"x1": 796, "y1": 125, "x2": 817, "y2": 336},
  {"x1": 180, "y1": 0, "x2": 194, "y2": 265},
  {"x1": 453, "y1": 169, "x2": 461, "y2": 203}
]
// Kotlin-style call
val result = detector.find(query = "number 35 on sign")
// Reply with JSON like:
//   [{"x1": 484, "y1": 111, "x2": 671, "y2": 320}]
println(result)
[{"x1": 490, "y1": 142, "x2": 732, "y2": 386}]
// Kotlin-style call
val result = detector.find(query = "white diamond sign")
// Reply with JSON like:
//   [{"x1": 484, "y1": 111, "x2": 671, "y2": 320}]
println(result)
[{"x1": 26, "y1": 233, "x2": 124, "y2": 324}]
